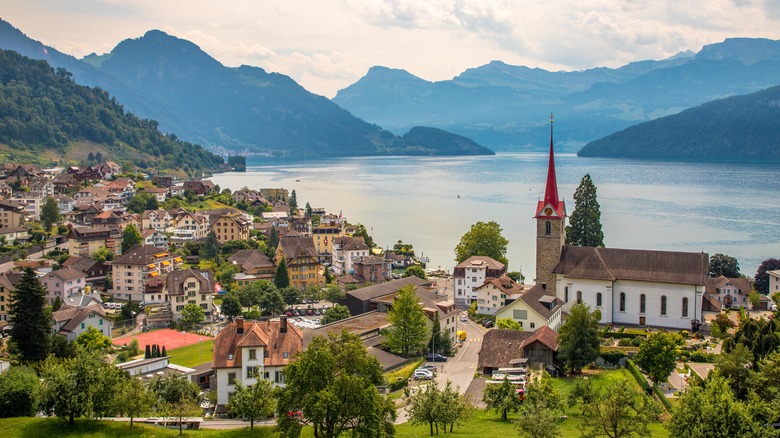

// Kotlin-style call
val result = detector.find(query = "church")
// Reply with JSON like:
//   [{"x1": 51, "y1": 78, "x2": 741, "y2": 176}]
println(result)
[{"x1": 534, "y1": 117, "x2": 708, "y2": 330}]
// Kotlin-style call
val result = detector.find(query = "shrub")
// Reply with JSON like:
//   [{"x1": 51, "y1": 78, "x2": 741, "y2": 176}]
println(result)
[
  {"x1": 680, "y1": 330, "x2": 689, "y2": 338},
  {"x1": 631, "y1": 337, "x2": 643, "y2": 347},
  {"x1": 600, "y1": 349, "x2": 627, "y2": 365}
]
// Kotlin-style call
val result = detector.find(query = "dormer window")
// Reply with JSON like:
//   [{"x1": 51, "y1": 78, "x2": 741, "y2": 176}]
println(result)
[{"x1": 228, "y1": 354, "x2": 233, "y2": 360}]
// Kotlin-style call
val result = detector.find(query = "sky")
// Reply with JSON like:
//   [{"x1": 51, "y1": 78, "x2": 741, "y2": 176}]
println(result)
[{"x1": 5, "y1": 0, "x2": 780, "y2": 98}]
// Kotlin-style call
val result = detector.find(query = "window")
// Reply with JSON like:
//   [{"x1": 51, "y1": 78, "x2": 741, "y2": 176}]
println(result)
[
  {"x1": 249, "y1": 349, "x2": 256, "y2": 360},
  {"x1": 81, "y1": 323, "x2": 85, "y2": 329},
  {"x1": 640, "y1": 294, "x2": 646, "y2": 314},
  {"x1": 682, "y1": 297, "x2": 689, "y2": 317},
  {"x1": 596, "y1": 292, "x2": 602, "y2": 307},
  {"x1": 513, "y1": 309, "x2": 528, "y2": 320},
  {"x1": 565, "y1": 286, "x2": 569, "y2": 302},
  {"x1": 619, "y1": 292, "x2": 625, "y2": 312},
  {"x1": 545, "y1": 221, "x2": 551, "y2": 235},
  {"x1": 530, "y1": 322, "x2": 535, "y2": 329},
  {"x1": 661, "y1": 295, "x2": 667, "y2": 316},
  {"x1": 577, "y1": 291, "x2": 583, "y2": 304},
  {"x1": 247, "y1": 366, "x2": 259, "y2": 378},
  {"x1": 228, "y1": 372, "x2": 236, "y2": 385}
]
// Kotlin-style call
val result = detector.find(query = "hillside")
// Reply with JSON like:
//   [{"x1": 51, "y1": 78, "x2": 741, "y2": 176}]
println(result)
[
  {"x1": 0, "y1": 49, "x2": 224, "y2": 174},
  {"x1": 399, "y1": 126, "x2": 495, "y2": 156},
  {"x1": 577, "y1": 84, "x2": 780, "y2": 161},
  {"x1": 333, "y1": 38, "x2": 780, "y2": 153},
  {"x1": 0, "y1": 20, "x2": 492, "y2": 158}
]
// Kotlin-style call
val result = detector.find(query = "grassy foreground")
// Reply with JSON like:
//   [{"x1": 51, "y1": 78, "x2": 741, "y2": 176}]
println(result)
[
  {"x1": 166, "y1": 339, "x2": 215, "y2": 368},
  {"x1": 0, "y1": 418, "x2": 272, "y2": 438}
]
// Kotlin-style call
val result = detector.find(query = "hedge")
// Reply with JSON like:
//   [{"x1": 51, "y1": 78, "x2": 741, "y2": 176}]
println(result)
[
  {"x1": 652, "y1": 385, "x2": 673, "y2": 412},
  {"x1": 602, "y1": 332, "x2": 649, "y2": 339},
  {"x1": 626, "y1": 359, "x2": 672, "y2": 412}
]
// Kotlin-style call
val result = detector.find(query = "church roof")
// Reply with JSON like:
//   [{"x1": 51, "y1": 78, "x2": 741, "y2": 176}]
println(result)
[{"x1": 535, "y1": 116, "x2": 566, "y2": 219}]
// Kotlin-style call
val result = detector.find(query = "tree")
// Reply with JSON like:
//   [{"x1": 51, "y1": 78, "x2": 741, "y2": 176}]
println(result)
[
  {"x1": 0, "y1": 366, "x2": 39, "y2": 417},
  {"x1": 507, "y1": 271, "x2": 525, "y2": 283},
  {"x1": 227, "y1": 379, "x2": 276, "y2": 430},
  {"x1": 565, "y1": 174, "x2": 604, "y2": 247},
  {"x1": 259, "y1": 289, "x2": 285, "y2": 316},
  {"x1": 276, "y1": 330, "x2": 396, "y2": 438},
  {"x1": 748, "y1": 290, "x2": 761, "y2": 309},
  {"x1": 667, "y1": 375, "x2": 772, "y2": 438},
  {"x1": 221, "y1": 293, "x2": 243, "y2": 320},
  {"x1": 754, "y1": 258, "x2": 780, "y2": 294},
  {"x1": 454, "y1": 221, "x2": 509, "y2": 266},
  {"x1": 274, "y1": 257, "x2": 290, "y2": 289},
  {"x1": 200, "y1": 230, "x2": 220, "y2": 261},
  {"x1": 114, "y1": 375, "x2": 155, "y2": 428},
  {"x1": 495, "y1": 318, "x2": 523, "y2": 331},
  {"x1": 121, "y1": 224, "x2": 142, "y2": 254},
  {"x1": 289, "y1": 189, "x2": 298, "y2": 214},
  {"x1": 52, "y1": 295, "x2": 63, "y2": 311},
  {"x1": 74, "y1": 326, "x2": 112, "y2": 352},
  {"x1": 407, "y1": 380, "x2": 441, "y2": 436},
  {"x1": 40, "y1": 196, "x2": 60, "y2": 231},
  {"x1": 91, "y1": 246, "x2": 114, "y2": 263},
  {"x1": 322, "y1": 305, "x2": 351, "y2": 325},
  {"x1": 709, "y1": 253, "x2": 741, "y2": 278},
  {"x1": 428, "y1": 312, "x2": 453, "y2": 356},
  {"x1": 580, "y1": 376, "x2": 661, "y2": 438},
  {"x1": 714, "y1": 343, "x2": 755, "y2": 400},
  {"x1": 353, "y1": 223, "x2": 375, "y2": 248},
  {"x1": 393, "y1": 240, "x2": 416, "y2": 257},
  {"x1": 268, "y1": 226, "x2": 279, "y2": 251},
  {"x1": 152, "y1": 374, "x2": 200, "y2": 436},
  {"x1": 403, "y1": 264, "x2": 427, "y2": 280},
  {"x1": 516, "y1": 373, "x2": 565, "y2": 438},
  {"x1": 180, "y1": 303, "x2": 205, "y2": 329},
  {"x1": 557, "y1": 302, "x2": 601, "y2": 373},
  {"x1": 126, "y1": 192, "x2": 157, "y2": 214},
  {"x1": 322, "y1": 284, "x2": 345, "y2": 305},
  {"x1": 281, "y1": 286, "x2": 302, "y2": 305},
  {"x1": 305, "y1": 202, "x2": 312, "y2": 219},
  {"x1": 633, "y1": 331, "x2": 684, "y2": 387},
  {"x1": 483, "y1": 376, "x2": 522, "y2": 420},
  {"x1": 9, "y1": 268, "x2": 51, "y2": 362},
  {"x1": 385, "y1": 285, "x2": 429, "y2": 357}
]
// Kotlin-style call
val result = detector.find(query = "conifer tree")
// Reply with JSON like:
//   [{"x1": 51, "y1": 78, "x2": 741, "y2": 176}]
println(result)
[
  {"x1": 9, "y1": 268, "x2": 51, "y2": 362},
  {"x1": 565, "y1": 174, "x2": 604, "y2": 247},
  {"x1": 145, "y1": 344, "x2": 151, "y2": 359},
  {"x1": 200, "y1": 230, "x2": 220, "y2": 261},
  {"x1": 385, "y1": 285, "x2": 428, "y2": 357},
  {"x1": 274, "y1": 257, "x2": 290, "y2": 289}
]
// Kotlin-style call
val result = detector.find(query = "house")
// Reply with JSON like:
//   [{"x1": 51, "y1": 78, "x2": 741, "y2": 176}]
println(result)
[
  {"x1": 183, "y1": 180, "x2": 216, "y2": 195},
  {"x1": 28, "y1": 178, "x2": 54, "y2": 199},
  {"x1": 276, "y1": 235, "x2": 324, "y2": 290},
  {"x1": 53, "y1": 194, "x2": 74, "y2": 215},
  {"x1": 494, "y1": 284, "x2": 564, "y2": 332},
  {"x1": 475, "y1": 275, "x2": 524, "y2": 315},
  {"x1": 0, "y1": 272, "x2": 22, "y2": 322},
  {"x1": 67, "y1": 225, "x2": 122, "y2": 259},
  {"x1": 51, "y1": 172, "x2": 82, "y2": 193},
  {"x1": 228, "y1": 250, "x2": 276, "y2": 287},
  {"x1": 110, "y1": 245, "x2": 183, "y2": 302},
  {"x1": 553, "y1": 246, "x2": 708, "y2": 330},
  {"x1": 453, "y1": 256, "x2": 507, "y2": 307},
  {"x1": 100, "y1": 177, "x2": 136, "y2": 201},
  {"x1": 144, "y1": 187, "x2": 168, "y2": 203},
  {"x1": 210, "y1": 210, "x2": 252, "y2": 243},
  {"x1": 13, "y1": 195, "x2": 43, "y2": 221},
  {"x1": 153, "y1": 175, "x2": 175, "y2": 188},
  {"x1": 477, "y1": 326, "x2": 559, "y2": 373},
  {"x1": 141, "y1": 228, "x2": 169, "y2": 248},
  {"x1": 331, "y1": 236, "x2": 371, "y2": 275},
  {"x1": 288, "y1": 216, "x2": 311, "y2": 236},
  {"x1": 61, "y1": 256, "x2": 108, "y2": 287},
  {"x1": 141, "y1": 209, "x2": 174, "y2": 233},
  {"x1": 0, "y1": 199, "x2": 28, "y2": 228},
  {"x1": 768, "y1": 270, "x2": 780, "y2": 296},
  {"x1": 168, "y1": 184, "x2": 185, "y2": 198},
  {"x1": 41, "y1": 268, "x2": 87, "y2": 305},
  {"x1": 258, "y1": 188, "x2": 288, "y2": 202},
  {"x1": 170, "y1": 211, "x2": 210, "y2": 243},
  {"x1": 352, "y1": 255, "x2": 392, "y2": 284},
  {"x1": 312, "y1": 221, "x2": 344, "y2": 262},
  {"x1": 0, "y1": 180, "x2": 12, "y2": 199},
  {"x1": 705, "y1": 276, "x2": 752, "y2": 310},
  {"x1": 67, "y1": 165, "x2": 102, "y2": 181},
  {"x1": 92, "y1": 209, "x2": 138, "y2": 230},
  {"x1": 0, "y1": 226, "x2": 30, "y2": 245},
  {"x1": 370, "y1": 287, "x2": 459, "y2": 346},
  {"x1": 51, "y1": 303, "x2": 111, "y2": 341},
  {"x1": 212, "y1": 317, "x2": 303, "y2": 412},
  {"x1": 166, "y1": 268, "x2": 217, "y2": 322},
  {"x1": 344, "y1": 276, "x2": 431, "y2": 316}
]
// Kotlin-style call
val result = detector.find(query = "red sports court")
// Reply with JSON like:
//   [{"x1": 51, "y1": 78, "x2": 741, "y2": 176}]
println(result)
[{"x1": 113, "y1": 328, "x2": 213, "y2": 351}]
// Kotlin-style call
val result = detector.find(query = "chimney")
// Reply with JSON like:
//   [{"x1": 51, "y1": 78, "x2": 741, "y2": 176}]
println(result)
[
  {"x1": 236, "y1": 317, "x2": 244, "y2": 334},
  {"x1": 280, "y1": 316, "x2": 287, "y2": 333}
]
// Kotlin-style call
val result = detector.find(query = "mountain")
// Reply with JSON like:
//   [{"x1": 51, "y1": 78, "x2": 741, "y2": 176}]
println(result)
[
  {"x1": 333, "y1": 38, "x2": 780, "y2": 153},
  {"x1": 0, "y1": 49, "x2": 224, "y2": 174},
  {"x1": 577, "y1": 84, "x2": 780, "y2": 161},
  {"x1": 399, "y1": 127, "x2": 494, "y2": 155},
  {"x1": 0, "y1": 20, "x2": 492, "y2": 157}
]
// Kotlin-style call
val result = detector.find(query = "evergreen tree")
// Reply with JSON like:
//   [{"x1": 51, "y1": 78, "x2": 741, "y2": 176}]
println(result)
[
  {"x1": 274, "y1": 257, "x2": 290, "y2": 289},
  {"x1": 268, "y1": 227, "x2": 279, "y2": 251},
  {"x1": 200, "y1": 230, "x2": 220, "y2": 261},
  {"x1": 565, "y1": 174, "x2": 604, "y2": 247},
  {"x1": 145, "y1": 344, "x2": 151, "y2": 359},
  {"x1": 52, "y1": 295, "x2": 63, "y2": 311},
  {"x1": 385, "y1": 285, "x2": 428, "y2": 357},
  {"x1": 428, "y1": 312, "x2": 453, "y2": 356},
  {"x1": 95, "y1": 151, "x2": 103, "y2": 163},
  {"x1": 40, "y1": 196, "x2": 60, "y2": 231},
  {"x1": 305, "y1": 202, "x2": 312, "y2": 219},
  {"x1": 121, "y1": 224, "x2": 142, "y2": 254},
  {"x1": 161, "y1": 346, "x2": 167, "y2": 357},
  {"x1": 289, "y1": 189, "x2": 298, "y2": 214},
  {"x1": 557, "y1": 302, "x2": 601, "y2": 373},
  {"x1": 88, "y1": 151, "x2": 95, "y2": 162},
  {"x1": 9, "y1": 268, "x2": 51, "y2": 362}
]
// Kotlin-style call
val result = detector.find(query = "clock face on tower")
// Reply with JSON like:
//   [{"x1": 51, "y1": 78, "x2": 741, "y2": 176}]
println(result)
[{"x1": 544, "y1": 207, "x2": 553, "y2": 216}]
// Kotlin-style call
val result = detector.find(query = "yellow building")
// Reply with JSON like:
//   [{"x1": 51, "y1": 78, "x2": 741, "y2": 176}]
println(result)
[
  {"x1": 276, "y1": 236, "x2": 323, "y2": 290},
  {"x1": 312, "y1": 221, "x2": 344, "y2": 259},
  {"x1": 211, "y1": 211, "x2": 252, "y2": 243}
]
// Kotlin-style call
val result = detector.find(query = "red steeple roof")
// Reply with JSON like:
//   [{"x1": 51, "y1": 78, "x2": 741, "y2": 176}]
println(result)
[{"x1": 535, "y1": 114, "x2": 566, "y2": 219}]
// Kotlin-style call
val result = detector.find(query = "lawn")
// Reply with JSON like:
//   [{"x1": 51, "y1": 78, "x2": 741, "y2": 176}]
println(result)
[
  {"x1": 166, "y1": 339, "x2": 215, "y2": 368},
  {"x1": 0, "y1": 418, "x2": 273, "y2": 438}
]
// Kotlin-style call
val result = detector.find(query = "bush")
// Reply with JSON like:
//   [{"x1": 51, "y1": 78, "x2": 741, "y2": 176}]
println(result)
[
  {"x1": 680, "y1": 330, "x2": 689, "y2": 338},
  {"x1": 618, "y1": 338, "x2": 634, "y2": 347},
  {"x1": 599, "y1": 349, "x2": 627, "y2": 365},
  {"x1": 689, "y1": 352, "x2": 716, "y2": 363},
  {"x1": 626, "y1": 359, "x2": 651, "y2": 394},
  {"x1": 389, "y1": 377, "x2": 408, "y2": 392}
]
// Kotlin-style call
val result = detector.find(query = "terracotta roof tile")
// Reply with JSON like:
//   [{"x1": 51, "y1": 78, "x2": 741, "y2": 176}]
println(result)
[{"x1": 212, "y1": 319, "x2": 303, "y2": 369}]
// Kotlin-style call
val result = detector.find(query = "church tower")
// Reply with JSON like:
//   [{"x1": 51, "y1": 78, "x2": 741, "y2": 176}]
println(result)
[{"x1": 535, "y1": 114, "x2": 566, "y2": 294}]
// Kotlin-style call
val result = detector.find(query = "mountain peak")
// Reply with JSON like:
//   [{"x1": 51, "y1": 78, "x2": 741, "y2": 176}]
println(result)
[{"x1": 696, "y1": 37, "x2": 780, "y2": 64}]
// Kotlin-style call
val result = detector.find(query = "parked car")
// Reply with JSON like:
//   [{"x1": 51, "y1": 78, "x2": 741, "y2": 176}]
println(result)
[
  {"x1": 313, "y1": 308, "x2": 322, "y2": 315},
  {"x1": 418, "y1": 365, "x2": 437, "y2": 375},
  {"x1": 425, "y1": 353, "x2": 448, "y2": 362},
  {"x1": 482, "y1": 320, "x2": 494, "y2": 328},
  {"x1": 285, "y1": 310, "x2": 294, "y2": 317},
  {"x1": 306, "y1": 309, "x2": 314, "y2": 315},
  {"x1": 292, "y1": 310, "x2": 300, "y2": 316},
  {"x1": 413, "y1": 369, "x2": 434, "y2": 380},
  {"x1": 459, "y1": 315, "x2": 468, "y2": 322}
]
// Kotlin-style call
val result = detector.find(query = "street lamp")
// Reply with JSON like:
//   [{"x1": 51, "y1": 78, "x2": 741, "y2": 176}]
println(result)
[{"x1": 131, "y1": 311, "x2": 137, "y2": 333}]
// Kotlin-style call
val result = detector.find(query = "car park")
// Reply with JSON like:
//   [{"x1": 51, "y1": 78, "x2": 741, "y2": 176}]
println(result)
[
  {"x1": 285, "y1": 310, "x2": 294, "y2": 317},
  {"x1": 313, "y1": 309, "x2": 322, "y2": 315},
  {"x1": 425, "y1": 353, "x2": 448, "y2": 362},
  {"x1": 292, "y1": 310, "x2": 300, "y2": 316},
  {"x1": 413, "y1": 369, "x2": 434, "y2": 380},
  {"x1": 306, "y1": 309, "x2": 314, "y2": 315}
]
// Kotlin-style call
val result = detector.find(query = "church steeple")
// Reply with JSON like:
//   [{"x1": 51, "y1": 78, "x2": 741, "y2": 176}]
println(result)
[{"x1": 535, "y1": 114, "x2": 566, "y2": 219}]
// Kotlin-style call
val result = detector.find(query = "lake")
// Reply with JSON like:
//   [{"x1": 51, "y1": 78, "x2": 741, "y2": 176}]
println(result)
[{"x1": 211, "y1": 153, "x2": 780, "y2": 280}]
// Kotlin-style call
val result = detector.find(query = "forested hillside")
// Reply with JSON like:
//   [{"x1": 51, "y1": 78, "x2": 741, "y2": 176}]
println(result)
[{"x1": 0, "y1": 49, "x2": 224, "y2": 174}]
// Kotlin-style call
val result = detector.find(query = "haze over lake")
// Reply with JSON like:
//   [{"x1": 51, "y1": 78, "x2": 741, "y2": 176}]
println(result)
[{"x1": 212, "y1": 153, "x2": 780, "y2": 280}]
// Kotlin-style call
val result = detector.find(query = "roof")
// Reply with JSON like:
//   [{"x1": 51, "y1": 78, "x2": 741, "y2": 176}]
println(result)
[
  {"x1": 166, "y1": 269, "x2": 215, "y2": 296},
  {"x1": 278, "y1": 236, "x2": 318, "y2": 263},
  {"x1": 47, "y1": 267, "x2": 86, "y2": 282},
  {"x1": 515, "y1": 284, "x2": 562, "y2": 320},
  {"x1": 534, "y1": 124, "x2": 566, "y2": 219},
  {"x1": 477, "y1": 329, "x2": 532, "y2": 370},
  {"x1": 52, "y1": 304, "x2": 106, "y2": 335},
  {"x1": 228, "y1": 249, "x2": 274, "y2": 273},
  {"x1": 333, "y1": 236, "x2": 369, "y2": 252},
  {"x1": 706, "y1": 276, "x2": 752, "y2": 295},
  {"x1": 553, "y1": 246, "x2": 708, "y2": 286},
  {"x1": 519, "y1": 325, "x2": 559, "y2": 351},
  {"x1": 212, "y1": 319, "x2": 303, "y2": 369},
  {"x1": 347, "y1": 276, "x2": 429, "y2": 301},
  {"x1": 454, "y1": 256, "x2": 505, "y2": 271},
  {"x1": 476, "y1": 275, "x2": 524, "y2": 295},
  {"x1": 113, "y1": 245, "x2": 169, "y2": 265},
  {"x1": 302, "y1": 311, "x2": 391, "y2": 346}
]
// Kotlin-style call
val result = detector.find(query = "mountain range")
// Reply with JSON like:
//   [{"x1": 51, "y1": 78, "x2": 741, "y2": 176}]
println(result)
[
  {"x1": 334, "y1": 38, "x2": 780, "y2": 153},
  {"x1": 0, "y1": 19, "x2": 493, "y2": 158}
]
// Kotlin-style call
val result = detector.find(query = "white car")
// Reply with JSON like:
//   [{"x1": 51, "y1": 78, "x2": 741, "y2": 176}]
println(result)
[
  {"x1": 459, "y1": 315, "x2": 468, "y2": 322},
  {"x1": 413, "y1": 369, "x2": 434, "y2": 380}
]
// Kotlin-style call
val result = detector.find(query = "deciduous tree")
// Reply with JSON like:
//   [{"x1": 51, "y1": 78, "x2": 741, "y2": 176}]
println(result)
[
  {"x1": 428, "y1": 313, "x2": 453, "y2": 356},
  {"x1": 74, "y1": 327, "x2": 112, "y2": 352},
  {"x1": 565, "y1": 174, "x2": 604, "y2": 247},
  {"x1": 754, "y1": 258, "x2": 780, "y2": 294},
  {"x1": 227, "y1": 379, "x2": 276, "y2": 430},
  {"x1": 483, "y1": 376, "x2": 521, "y2": 420},
  {"x1": 322, "y1": 284, "x2": 345, "y2": 305},
  {"x1": 114, "y1": 375, "x2": 155, "y2": 428},
  {"x1": 709, "y1": 253, "x2": 741, "y2": 278},
  {"x1": 151, "y1": 374, "x2": 200, "y2": 436},
  {"x1": 634, "y1": 331, "x2": 684, "y2": 387},
  {"x1": 556, "y1": 302, "x2": 601, "y2": 373},
  {"x1": 516, "y1": 373, "x2": 565, "y2": 438},
  {"x1": 385, "y1": 285, "x2": 428, "y2": 357},
  {"x1": 322, "y1": 305, "x2": 351, "y2": 325},
  {"x1": 276, "y1": 330, "x2": 396, "y2": 438},
  {"x1": 221, "y1": 293, "x2": 243, "y2": 320},
  {"x1": 495, "y1": 318, "x2": 523, "y2": 331},
  {"x1": 121, "y1": 224, "x2": 142, "y2": 254},
  {"x1": 580, "y1": 376, "x2": 661, "y2": 438},
  {"x1": 403, "y1": 264, "x2": 427, "y2": 280},
  {"x1": 454, "y1": 221, "x2": 509, "y2": 266},
  {"x1": 9, "y1": 268, "x2": 51, "y2": 362},
  {"x1": 40, "y1": 196, "x2": 60, "y2": 231},
  {"x1": 0, "y1": 366, "x2": 39, "y2": 417},
  {"x1": 180, "y1": 303, "x2": 205, "y2": 329}
]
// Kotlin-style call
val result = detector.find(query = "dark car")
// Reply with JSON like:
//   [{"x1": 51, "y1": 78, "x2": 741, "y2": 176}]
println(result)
[
  {"x1": 306, "y1": 309, "x2": 314, "y2": 315},
  {"x1": 426, "y1": 353, "x2": 448, "y2": 362},
  {"x1": 482, "y1": 320, "x2": 494, "y2": 328},
  {"x1": 313, "y1": 308, "x2": 322, "y2": 315}
]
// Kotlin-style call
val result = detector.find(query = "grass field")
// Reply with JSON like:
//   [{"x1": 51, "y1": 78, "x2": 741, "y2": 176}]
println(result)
[
  {"x1": 0, "y1": 418, "x2": 273, "y2": 438},
  {"x1": 166, "y1": 339, "x2": 215, "y2": 368}
]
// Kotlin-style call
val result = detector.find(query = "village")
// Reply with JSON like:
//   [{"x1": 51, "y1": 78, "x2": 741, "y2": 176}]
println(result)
[{"x1": 1, "y1": 143, "x2": 780, "y2": 437}]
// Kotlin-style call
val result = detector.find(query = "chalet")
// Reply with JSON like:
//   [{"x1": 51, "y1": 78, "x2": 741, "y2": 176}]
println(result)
[
  {"x1": 183, "y1": 180, "x2": 216, "y2": 195},
  {"x1": 475, "y1": 275, "x2": 524, "y2": 315},
  {"x1": 494, "y1": 284, "x2": 564, "y2": 332},
  {"x1": 51, "y1": 172, "x2": 82, "y2": 193},
  {"x1": 478, "y1": 326, "x2": 559, "y2": 373},
  {"x1": 228, "y1": 250, "x2": 276, "y2": 286},
  {"x1": 170, "y1": 211, "x2": 209, "y2": 243},
  {"x1": 67, "y1": 165, "x2": 102, "y2": 181},
  {"x1": 141, "y1": 209, "x2": 174, "y2": 232},
  {"x1": 0, "y1": 180, "x2": 11, "y2": 199},
  {"x1": 61, "y1": 256, "x2": 108, "y2": 286},
  {"x1": 51, "y1": 304, "x2": 111, "y2": 341},
  {"x1": 166, "y1": 268, "x2": 217, "y2": 322}
]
